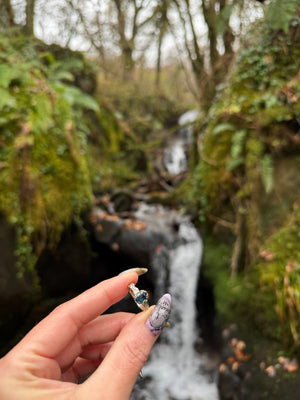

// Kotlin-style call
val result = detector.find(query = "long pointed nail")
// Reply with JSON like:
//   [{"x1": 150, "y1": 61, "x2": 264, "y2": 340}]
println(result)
[
  {"x1": 119, "y1": 267, "x2": 148, "y2": 276},
  {"x1": 146, "y1": 294, "x2": 171, "y2": 336}
]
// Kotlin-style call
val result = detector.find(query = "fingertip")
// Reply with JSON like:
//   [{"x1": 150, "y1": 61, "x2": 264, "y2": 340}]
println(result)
[
  {"x1": 145, "y1": 293, "x2": 171, "y2": 336},
  {"x1": 119, "y1": 267, "x2": 148, "y2": 277},
  {"x1": 117, "y1": 270, "x2": 139, "y2": 285}
]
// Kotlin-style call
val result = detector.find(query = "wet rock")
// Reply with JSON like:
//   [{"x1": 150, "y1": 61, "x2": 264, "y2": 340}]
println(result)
[
  {"x1": 111, "y1": 190, "x2": 135, "y2": 213},
  {"x1": 0, "y1": 216, "x2": 36, "y2": 355},
  {"x1": 89, "y1": 203, "x2": 181, "y2": 267},
  {"x1": 36, "y1": 224, "x2": 92, "y2": 297}
]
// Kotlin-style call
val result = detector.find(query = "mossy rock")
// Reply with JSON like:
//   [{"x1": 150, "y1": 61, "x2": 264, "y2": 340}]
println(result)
[
  {"x1": 191, "y1": 16, "x2": 300, "y2": 235},
  {"x1": 188, "y1": 15, "x2": 300, "y2": 348},
  {"x1": 0, "y1": 33, "x2": 96, "y2": 274}
]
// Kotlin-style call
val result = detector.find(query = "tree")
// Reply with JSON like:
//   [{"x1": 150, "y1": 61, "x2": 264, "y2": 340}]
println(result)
[
  {"x1": 1, "y1": 0, "x2": 265, "y2": 105},
  {"x1": 153, "y1": 0, "x2": 171, "y2": 88},
  {"x1": 0, "y1": 0, "x2": 35, "y2": 34},
  {"x1": 169, "y1": 0, "x2": 248, "y2": 110},
  {"x1": 25, "y1": 0, "x2": 35, "y2": 35},
  {"x1": 0, "y1": 0, "x2": 16, "y2": 29}
]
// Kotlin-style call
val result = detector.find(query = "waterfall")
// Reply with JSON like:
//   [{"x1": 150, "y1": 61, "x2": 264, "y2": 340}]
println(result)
[
  {"x1": 163, "y1": 141, "x2": 187, "y2": 175},
  {"x1": 163, "y1": 109, "x2": 199, "y2": 176},
  {"x1": 131, "y1": 218, "x2": 219, "y2": 400}
]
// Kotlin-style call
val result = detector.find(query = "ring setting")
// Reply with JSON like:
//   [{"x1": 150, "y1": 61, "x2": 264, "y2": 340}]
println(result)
[{"x1": 128, "y1": 283, "x2": 149, "y2": 311}]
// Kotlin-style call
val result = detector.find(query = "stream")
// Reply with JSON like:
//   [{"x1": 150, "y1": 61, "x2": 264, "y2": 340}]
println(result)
[
  {"x1": 130, "y1": 205, "x2": 219, "y2": 400},
  {"x1": 89, "y1": 110, "x2": 219, "y2": 399},
  {"x1": 131, "y1": 110, "x2": 218, "y2": 398}
]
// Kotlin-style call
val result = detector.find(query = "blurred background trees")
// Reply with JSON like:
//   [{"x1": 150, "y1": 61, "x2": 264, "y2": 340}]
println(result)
[
  {"x1": 0, "y1": 0, "x2": 265, "y2": 101},
  {"x1": 1, "y1": 0, "x2": 300, "y2": 356}
]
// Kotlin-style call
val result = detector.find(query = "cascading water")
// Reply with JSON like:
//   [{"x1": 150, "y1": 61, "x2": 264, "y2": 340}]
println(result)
[
  {"x1": 163, "y1": 141, "x2": 187, "y2": 175},
  {"x1": 163, "y1": 109, "x2": 199, "y2": 176},
  {"x1": 131, "y1": 208, "x2": 219, "y2": 400}
]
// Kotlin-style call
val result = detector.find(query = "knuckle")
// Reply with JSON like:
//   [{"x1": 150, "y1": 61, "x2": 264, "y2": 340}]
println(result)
[{"x1": 52, "y1": 302, "x2": 68, "y2": 316}]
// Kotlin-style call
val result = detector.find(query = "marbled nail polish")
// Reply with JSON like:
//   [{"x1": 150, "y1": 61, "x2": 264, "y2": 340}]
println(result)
[
  {"x1": 146, "y1": 294, "x2": 171, "y2": 336},
  {"x1": 119, "y1": 267, "x2": 148, "y2": 276}
]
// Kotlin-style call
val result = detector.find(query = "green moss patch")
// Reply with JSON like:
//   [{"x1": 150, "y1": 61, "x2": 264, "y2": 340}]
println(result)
[{"x1": 0, "y1": 33, "x2": 96, "y2": 275}]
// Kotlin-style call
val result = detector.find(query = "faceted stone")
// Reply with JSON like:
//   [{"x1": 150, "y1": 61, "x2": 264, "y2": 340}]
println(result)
[{"x1": 136, "y1": 290, "x2": 148, "y2": 304}]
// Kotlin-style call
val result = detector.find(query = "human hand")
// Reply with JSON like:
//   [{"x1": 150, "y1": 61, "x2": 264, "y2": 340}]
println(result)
[{"x1": 0, "y1": 269, "x2": 171, "y2": 400}]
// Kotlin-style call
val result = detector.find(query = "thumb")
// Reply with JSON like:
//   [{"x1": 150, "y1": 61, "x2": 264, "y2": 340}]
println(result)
[{"x1": 79, "y1": 294, "x2": 171, "y2": 400}]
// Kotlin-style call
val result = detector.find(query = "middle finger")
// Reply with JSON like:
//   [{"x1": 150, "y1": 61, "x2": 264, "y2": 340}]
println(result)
[{"x1": 55, "y1": 312, "x2": 135, "y2": 370}]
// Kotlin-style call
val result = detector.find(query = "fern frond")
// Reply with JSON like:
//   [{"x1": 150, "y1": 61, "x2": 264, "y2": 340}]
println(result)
[{"x1": 266, "y1": 0, "x2": 300, "y2": 33}]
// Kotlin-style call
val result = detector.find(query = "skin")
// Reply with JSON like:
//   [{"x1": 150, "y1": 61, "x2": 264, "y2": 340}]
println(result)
[{"x1": 0, "y1": 272, "x2": 160, "y2": 400}]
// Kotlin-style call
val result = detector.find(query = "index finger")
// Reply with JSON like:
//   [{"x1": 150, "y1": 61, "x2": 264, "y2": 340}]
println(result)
[{"x1": 14, "y1": 271, "x2": 139, "y2": 358}]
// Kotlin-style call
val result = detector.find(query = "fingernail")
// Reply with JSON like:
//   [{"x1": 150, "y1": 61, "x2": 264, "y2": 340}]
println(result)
[
  {"x1": 146, "y1": 294, "x2": 171, "y2": 336},
  {"x1": 119, "y1": 267, "x2": 148, "y2": 276}
]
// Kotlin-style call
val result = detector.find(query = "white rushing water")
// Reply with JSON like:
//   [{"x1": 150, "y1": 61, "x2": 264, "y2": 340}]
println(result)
[
  {"x1": 163, "y1": 141, "x2": 187, "y2": 175},
  {"x1": 163, "y1": 109, "x2": 199, "y2": 176},
  {"x1": 132, "y1": 219, "x2": 219, "y2": 400}
]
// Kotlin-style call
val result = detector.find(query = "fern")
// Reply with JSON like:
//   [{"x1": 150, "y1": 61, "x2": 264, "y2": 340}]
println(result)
[
  {"x1": 266, "y1": 0, "x2": 300, "y2": 33},
  {"x1": 231, "y1": 129, "x2": 247, "y2": 158},
  {"x1": 260, "y1": 154, "x2": 274, "y2": 194},
  {"x1": 0, "y1": 33, "x2": 95, "y2": 275}
]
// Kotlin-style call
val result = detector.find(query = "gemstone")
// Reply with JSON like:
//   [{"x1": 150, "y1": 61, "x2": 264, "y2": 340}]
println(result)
[{"x1": 135, "y1": 290, "x2": 148, "y2": 304}]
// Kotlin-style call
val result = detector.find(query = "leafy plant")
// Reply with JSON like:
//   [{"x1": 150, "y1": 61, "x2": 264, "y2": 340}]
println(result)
[
  {"x1": 186, "y1": 5, "x2": 300, "y2": 349},
  {"x1": 259, "y1": 208, "x2": 300, "y2": 346},
  {"x1": 266, "y1": 0, "x2": 300, "y2": 33},
  {"x1": 0, "y1": 33, "x2": 98, "y2": 276},
  {"x1": 260, "y1": 154, "x2": 274, "y2": 194}
]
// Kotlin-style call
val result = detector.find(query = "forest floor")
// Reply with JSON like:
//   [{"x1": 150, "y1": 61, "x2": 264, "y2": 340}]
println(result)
[{"x1": 219, "y1": 320, "x2": 300, "y2": 400}]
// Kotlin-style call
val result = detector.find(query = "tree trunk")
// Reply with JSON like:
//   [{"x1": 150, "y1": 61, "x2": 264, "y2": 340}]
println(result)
[
  {"x1": 25, "y1": 0, "x2": 35, "y2": 35},
  {"x1": 156, "y1": 30, "x2": 163, "y2": 88},
  {"x1": 123, "y1": 46, "x2": 134, "y2": 77},
  {"x1": 2, "y1": 0, "x2": 15, "y2": 27}
]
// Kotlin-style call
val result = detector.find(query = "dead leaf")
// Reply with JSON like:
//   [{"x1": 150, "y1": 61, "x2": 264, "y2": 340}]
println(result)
[
  {"x1": 265, "y1": 365, "x2": 276, "y2": 377},
  {"x1": 283, "y1": 359, "x2": 298, "y2": 372}
]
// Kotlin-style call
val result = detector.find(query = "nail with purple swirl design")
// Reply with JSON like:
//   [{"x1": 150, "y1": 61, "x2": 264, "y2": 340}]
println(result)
[{"x1": 146, "y1": 294, "x2": 171, "y2": 336}]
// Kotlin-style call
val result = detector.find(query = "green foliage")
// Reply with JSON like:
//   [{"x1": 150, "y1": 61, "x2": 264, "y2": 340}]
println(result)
[
  {"x1": 266, "y1": 0, "x2": 300, "y2": 33},
  {"x1": 0, "y1": 33, "x2": 97, "y2": 275},
  {"x1": 201, "y1": 235, "x2": 277, "y2": 337},
  {"x1": 227, "y1": 129, "x2": 247, "y2": 171},
  {"x1": 97, "y1": 69, "x2": 183, "y2": 142},
  {"x1": 215, "y1": 3, "x2": 235, "y2": 36},
  {"x1": 187, "y1": 12, "x2": 300, "y2": 349},
  {"x1": 259, "y1": 208, "x2": 300, "y2": 346},
  {"x1": 202, "y1": 235, "x2": 233, "y2": 317},
  {"x1": 191, "y1": 14, "x2": 300, "y2": 218},
  {"x1": 88, "y1": 67, "x2": 187, "y2": 193},
  {"x1": 260, "y1": 154, "x2": 274, "y2": 194}
]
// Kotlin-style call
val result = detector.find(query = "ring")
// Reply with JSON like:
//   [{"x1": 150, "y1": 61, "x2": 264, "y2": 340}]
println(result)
[{"x1": 128, "y1": 283, "x2": 149, "y2": 311}]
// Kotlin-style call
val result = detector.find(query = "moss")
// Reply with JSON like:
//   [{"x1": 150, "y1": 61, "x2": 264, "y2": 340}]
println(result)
[
  {"x1": 201, "y1": 235, "x2": 233, "y2": 317},
  {"x1": 187, "y1": 17, "x2": 300, "y2": 348},
  {"x1": 258, "y1": 207, "x2": 300, "y2": 347},
  {"x1": 0, "y1": 33, "x2": 96, "y2": 275},
  {"x1": 190, "y1": 17, "x2": 300, "y2": 239}
]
